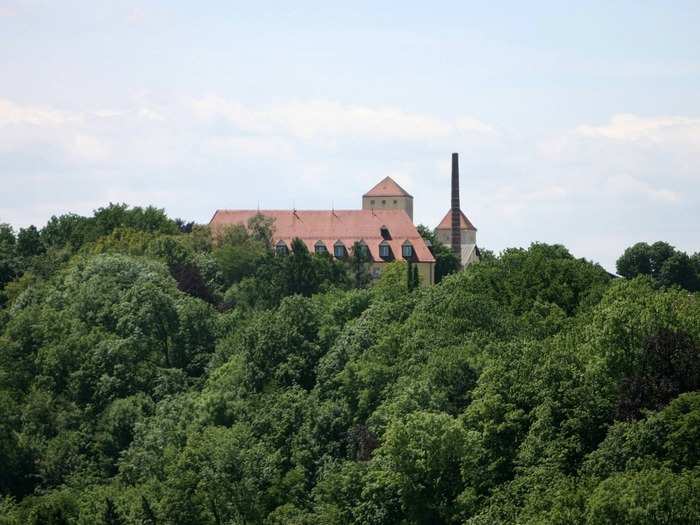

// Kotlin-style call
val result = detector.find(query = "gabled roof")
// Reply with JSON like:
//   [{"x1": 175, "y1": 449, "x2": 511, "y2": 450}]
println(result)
[
  {"x1": 436, "y1": 209, "x2": 477, "y2": 231},
  {"x1": 209, "y1": 209, "x2": 434, "y2": 263},
  {"x1": 363, "y1": 176, "x2": 413, "y2": 198}
]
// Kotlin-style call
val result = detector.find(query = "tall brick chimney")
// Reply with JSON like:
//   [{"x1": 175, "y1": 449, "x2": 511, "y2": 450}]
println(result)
[{"x1": 450, "y1": 153, "x2": 461, "y2": 257}]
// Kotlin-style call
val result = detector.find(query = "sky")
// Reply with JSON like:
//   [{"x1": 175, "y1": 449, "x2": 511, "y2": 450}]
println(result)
[{"x1": 1, "y1": 1, "x2": 699, "y2": 271}]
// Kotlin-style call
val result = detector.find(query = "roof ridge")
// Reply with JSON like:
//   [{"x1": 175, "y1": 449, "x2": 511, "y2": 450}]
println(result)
[
  {"x1": 214, "y1": 208, "x2": 411, "y2": 213},
  {"x1": 363, "y1": 176, "x2": 413, "y2": 198},
  {"x1": 436, "y1": 209, "x2": 477, "y2": 231}
]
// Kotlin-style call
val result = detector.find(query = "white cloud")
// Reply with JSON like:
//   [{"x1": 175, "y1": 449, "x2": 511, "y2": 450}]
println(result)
[
  {"x1": 536, "y1": 112, "x2": 700, "y2": 210},
  {"x1": 539, "y1": 113, "x2": 700, "y2": 164},
  {"x1": 93, "y1": 109, "x2": 125, "y2": 119},
  {"x1": 456, "y1": 116, "x2": 497, "y2": 135},
  {"x1": 137, "y1": 107, "x2": 166, "y2": 121},
  {"x1": 576, "y1": 114, "x2": 700, "y2": 146},
  {"x1": 1, "y1": 98, "x2": 696, "y2": 276},
  {"x1": 605, "y1": 174, "x2": 680, "y2": 203},
  {"x1": 69, "y1": 134, "x2": 112, "y2": 161},
  {"x1": 202, "y1": 136, "x2": 296, "y2": 159},
  {"x1": 490, "y1": 184, "x2": 569, "y2": 218},
  {"x1": 0, "y1": 99, "x2": 78, "y2": 126},
  {"x1": 191, "y1": 96, "x2": 495, "y2": 142},
  {"x1": 0, "y1": 98, "x2": 177, "y2": 166}
]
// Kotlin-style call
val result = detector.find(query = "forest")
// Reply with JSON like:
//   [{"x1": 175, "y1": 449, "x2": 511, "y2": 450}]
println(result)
[{"x1": 1, "y1": 204, "x2": 699, "y2": 524}]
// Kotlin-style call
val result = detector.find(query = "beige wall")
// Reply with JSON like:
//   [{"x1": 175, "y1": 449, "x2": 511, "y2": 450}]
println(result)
[
  {"x1": 436, "y1": 229, "x2": 450, "y2": 245},
  {"x1": 369, "y1": 261, "x2": 434, "y2": 286},
  {"x1": 417, "y1": 261, "x2": 434, "y2": 286},
  {"x1": 436, "y1": 228, "x2": 476, "y2": 245},
  {"x1": 435, "y1": 228, "x2": 479, "y2": 268},
  {"x1": 362, "y1": 195, "x2": 414, "y2": 221}
]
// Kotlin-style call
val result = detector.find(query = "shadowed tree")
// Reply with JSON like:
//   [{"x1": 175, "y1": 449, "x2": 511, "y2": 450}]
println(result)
[
  {"x1": 417, "y1": 224, "x2": 461, "y2": 283},
  {"x1": 16, "y1": 225, "x2": 44, "y2": 257},
  {"x1": 616, "y1": 328, "x2": 700, "y2": 420}
]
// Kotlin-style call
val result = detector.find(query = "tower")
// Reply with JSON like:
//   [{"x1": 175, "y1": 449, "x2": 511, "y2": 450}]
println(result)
[
  {"x1": 362, "y1": 176, "x2": 414, "y2": 221},
  {"x1": 435, "y1": 153, "x2": 478, "y2": 266}
]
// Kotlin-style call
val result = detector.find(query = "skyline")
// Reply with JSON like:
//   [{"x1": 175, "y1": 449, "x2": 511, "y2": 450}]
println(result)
[{"x1": 1, "y1": 1, "x2": 699, "y2": 271}]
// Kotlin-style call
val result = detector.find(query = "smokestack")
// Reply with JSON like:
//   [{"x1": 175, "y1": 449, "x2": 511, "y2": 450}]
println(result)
[{"x1": 451, "y1": 153, "x2": 461, "y2": 257}]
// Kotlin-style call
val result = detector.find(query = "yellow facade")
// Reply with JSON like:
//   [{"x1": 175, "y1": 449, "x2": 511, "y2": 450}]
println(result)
[{"x1": 369, "y1": 261, "x2": 434, "y2": 286}]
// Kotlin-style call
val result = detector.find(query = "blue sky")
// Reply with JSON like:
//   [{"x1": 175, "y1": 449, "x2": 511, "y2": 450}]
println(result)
[{"x1": 1, "y1": 1, "x2": 699, "y2": 270}]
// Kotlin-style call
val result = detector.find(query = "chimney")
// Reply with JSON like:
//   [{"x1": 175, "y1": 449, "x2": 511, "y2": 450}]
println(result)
[{"x1": 450, "y1": 153, "x2": 461, "y2": 258}]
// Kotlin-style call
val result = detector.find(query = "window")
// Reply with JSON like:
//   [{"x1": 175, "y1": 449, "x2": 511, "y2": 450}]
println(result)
[
  {"x1": 275, "y1": 243, "x2": 288, "y2": 256},
  {"x1": 334, "y1": 244, "x2": 346, "y2": 258},
  {"x1": 315, "y1": 243, "x2": 327, "y2": 255},
  {"x1": 402, "y1": 244, "x2": 413, "y2": 258},
  {"x1": 393, "y1": 200, "x2": 397, "y2": 204},
  {"x1": 381, "y1": 200, "x2": 386, "y2": 204},
  {"x1": 370, "y1": 199, "x2": 375, "y2": 205},
  {"x1": 379, "y1": 244, "x2": 390, "y2": 258},
  {"x1": 357, "y1": 244, "x2": 368, "y2": 257},
  {"x1": 380, "y1": 226, "x2": 391, "y2": 240}
]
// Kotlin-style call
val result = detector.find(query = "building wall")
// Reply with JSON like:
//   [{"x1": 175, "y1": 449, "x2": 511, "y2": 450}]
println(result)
[
  {"x1": 369, "y1": 261, "x2": 434, "y2": 286},
  {"x1": 436, "y1": 228, "x2": 476, "y2": 245},
  {"x1": 362, "y1": 195, "x2": 413, "y2": 221},
  {"x1": 436, "y1": 229, "x2": 449, "y2": 245}
]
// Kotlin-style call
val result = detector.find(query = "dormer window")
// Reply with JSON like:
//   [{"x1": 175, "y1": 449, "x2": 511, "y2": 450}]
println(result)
[
  {"x1": 379, "y1": 242, "x2": 391, "y2": 259},
  {"x1": 315, "y1": 241, "x2": 327, "y2": 255},
  {"x1": 380, "y1": 226, "x2": 391, "y2": 240},
  {"x1": 402, "y1": 243, "x2": 414, "y2": 259},
  {"x1": 356, "y1": 242, "x2": 369, "y2": 258},
  {"x1": 275, "y1": 241, "x2": 288, "y2": 256},
  {"x1": 334, "y1": 241, "x2": 346, "y2": 258}
]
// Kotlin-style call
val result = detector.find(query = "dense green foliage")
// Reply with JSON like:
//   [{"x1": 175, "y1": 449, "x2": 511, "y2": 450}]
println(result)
[
  {"x1": 617, "y1": 241, "x2": 700, "y2": 291},
  {"x1": 1, "y1": 208, "x2": 699, "y2": 524}
]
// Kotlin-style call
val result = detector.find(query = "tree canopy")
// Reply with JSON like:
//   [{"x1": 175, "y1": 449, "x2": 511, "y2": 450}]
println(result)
[
  {"x1": 0, "y1": 210, "x2": 698, "y2": 524},
  {"x1": 617, "y1": 241, "x2": 700, "y2": 291}
]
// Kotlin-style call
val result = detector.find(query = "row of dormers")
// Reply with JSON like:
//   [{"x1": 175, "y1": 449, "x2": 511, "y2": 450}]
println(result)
[{"x1": 274, "y1": 238, "x2": 415, "y2": 260}]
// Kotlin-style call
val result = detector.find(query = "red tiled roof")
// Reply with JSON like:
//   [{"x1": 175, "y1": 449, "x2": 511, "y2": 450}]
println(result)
[
  {"x1": 363, "y1": 177, "x2": 412, "y2": 198},
  {"x1": 210, "y1": 209, "x2": 434, "y2": 263},
  {"x1": 435, "y1": 209, "x2": 477, "y2": 231}
]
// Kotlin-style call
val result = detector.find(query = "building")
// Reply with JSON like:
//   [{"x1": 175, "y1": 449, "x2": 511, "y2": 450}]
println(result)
[
  {"x1": 209, "y1": 208, "x2": 436, "y2": 285},
  {"x1": 435, "y1": 210, "x2": 479, "y2": 266},
  {"x1": 362, "y1": 177, "x2": 414, "y2": 220},
  {"x1": 208, "y1": 153, "x2": 478, "y2": 285},
  {"x1": 434, "y1": 153, "x2": 479, "y2": 266}
]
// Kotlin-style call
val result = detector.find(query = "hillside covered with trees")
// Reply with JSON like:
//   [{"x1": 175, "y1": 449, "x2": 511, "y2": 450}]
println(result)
[{"x1": 1, "y1": 204, "x2": 699, "y2": 524}]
